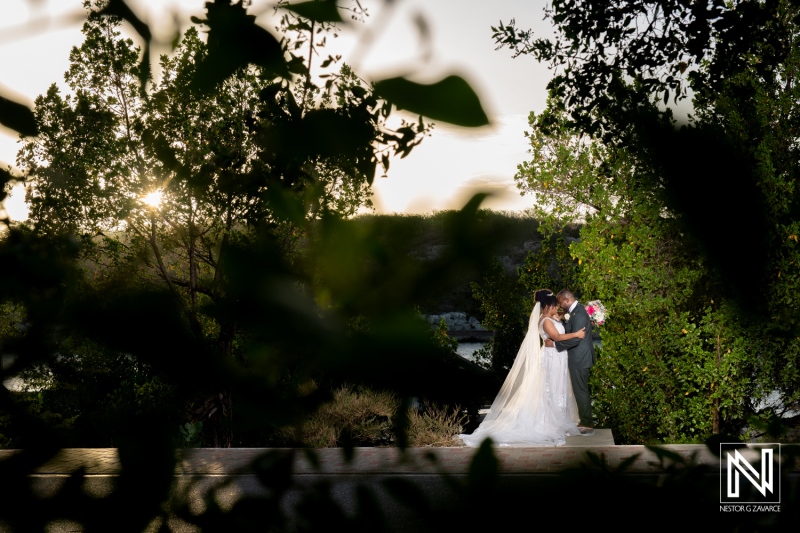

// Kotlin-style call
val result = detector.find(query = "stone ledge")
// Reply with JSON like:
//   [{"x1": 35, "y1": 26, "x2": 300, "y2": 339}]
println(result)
[
  {"x1": 2, "y1": 444, "x2": 798, "y2": 477},
  {"x1": 565, "y1": 428, "x2": 614, "y2": 446}
]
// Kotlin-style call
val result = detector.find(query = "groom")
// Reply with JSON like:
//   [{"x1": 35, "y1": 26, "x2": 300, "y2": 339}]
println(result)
[{"x1": 545, "y1": 289, "x2": 596, "y2": 433}]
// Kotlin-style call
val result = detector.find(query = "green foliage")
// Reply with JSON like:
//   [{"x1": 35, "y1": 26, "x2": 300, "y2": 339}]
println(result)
[
  {"x1": 495, "y1": 1, "x2": 800, "y2": 307},
  {"x1": 5, "y1": 0, "x2": 798, "y2": 529},
  {"x1": 178, "y1": 421, "x2": 203, "y2": 448},
  {"x1": 517, "y1": 232, "x2": 579, "y2": 302},
  {"x1": 515, "y1": 94, "x2": 800, "y2": 443},
  {"x1": 492, "y1": 0, "x2": 797, "y2": 136},
  {"x1": 496, "y1": 0, "x2": 800, "y2": 442},
  {"x1": 469, "y1": 224, "x2": 578, "y2": 373},
  {"x1": 470, "y1": 259, "x2": 525, "y2": 373},
  {"x1": 433, "y1": 317, "x2": 459, "y2": 355},
  {"x1": 11, "y1": 1, "x2": 448, "y2": 449}
]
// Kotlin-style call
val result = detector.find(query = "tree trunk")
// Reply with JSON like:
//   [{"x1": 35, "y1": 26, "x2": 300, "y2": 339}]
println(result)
[{"x1": 713, "y1": 398, "x2": 720, "y2": 434}]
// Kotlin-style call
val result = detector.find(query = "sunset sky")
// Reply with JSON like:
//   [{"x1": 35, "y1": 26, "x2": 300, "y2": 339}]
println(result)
[{"x1": 0, "y1": 0, "x2": 556, "y2": 220}]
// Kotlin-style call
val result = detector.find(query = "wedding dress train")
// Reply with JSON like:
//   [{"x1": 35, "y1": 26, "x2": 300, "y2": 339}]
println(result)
[{"x1": 459, "y1": 303, "x2": 582, "y2": 446}]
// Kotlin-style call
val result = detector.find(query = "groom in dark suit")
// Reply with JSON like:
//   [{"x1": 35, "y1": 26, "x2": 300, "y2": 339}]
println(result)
[{"x1": 545, "y1": 289, "x2": 596, "y2": 433}]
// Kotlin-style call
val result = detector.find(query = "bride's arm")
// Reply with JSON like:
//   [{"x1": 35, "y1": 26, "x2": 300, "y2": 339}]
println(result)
[{"x1": 542, "y1": 319, "x2": 586, "y2": 341}]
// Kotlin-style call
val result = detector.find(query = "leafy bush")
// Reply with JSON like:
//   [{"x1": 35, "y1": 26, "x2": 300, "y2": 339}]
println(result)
[{"x1": 514, "y1": 95, "x2": 800, "y2": 444}]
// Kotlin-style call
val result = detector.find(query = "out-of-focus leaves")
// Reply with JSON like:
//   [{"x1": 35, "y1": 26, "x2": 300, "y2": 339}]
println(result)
[
  {"x1": 466, "y1": 437, "x2": 498, "y2": 498},
  {"x1": 0, "y1": 94, "x2": 38, "y2": 137},
  {"x1": 252, "y1": 450, "x2": 294, "y2": 494},
  {"x1": 632, "y1": 117, "x2": 768, "y2": 306},
  {"x1": 645, "y1": 445, "x2": 686, "y2": 467},
  {"x1": 0, "y1": 167, "x2": 14, "y2": 206},
  {"x1": 256, "y1": 107, "x2": 377, "y2": 187},
  {"x1": 97, "y1": 0, "x2": 153, "y2": 92},
  {"x1": 302, "y1": 449, "x2": 320, "y2": 470},
  {"x1": 705, "y1": 434, "x2": 746, "y2": 457},
  {"x1": 0, "y1": 2, "x2": 510, "y2": 530},
  {"x1": 392, "y1": 397, "x2": 410, "y2": 450},
  {"x1": 113, "y1": 424, "x2": 178, "y2": 529},
  {"x1": 355, "y1": 484, "x2": 387, "y2": 532},
  {"x1": 97, "y1": 0, "x2": 152, "y2": 41},
  {"x1": 262, "y1": 186, "x2": 308, "y2": 226},
  {"x1": 0, "y1": 228, "x2": 79, "y2": 306},
  {"x1": 191, "y1": 1, "x2": 287, "y2": 93},
  {"x1": 283, "y1": 0, "x2": 344, "y2": 23},
  {"x1": 382, "y1": 478, "x2": 430, "y2": 513},
  {"x1": 65, "y1": 289, "x2": 213, "y2": 384},
  {"x1": 374, "y1": 75, "x2": 490, "y2": 127}
]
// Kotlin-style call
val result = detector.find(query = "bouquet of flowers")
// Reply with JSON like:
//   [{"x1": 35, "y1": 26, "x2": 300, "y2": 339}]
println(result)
[{"x1": 584, "y1": 300, "x2": 607, "y2": 326}]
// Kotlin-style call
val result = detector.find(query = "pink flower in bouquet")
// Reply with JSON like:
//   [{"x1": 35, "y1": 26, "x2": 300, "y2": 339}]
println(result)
[{"x1": 585, "y1": 300, "x2": 606, "y2": 326}]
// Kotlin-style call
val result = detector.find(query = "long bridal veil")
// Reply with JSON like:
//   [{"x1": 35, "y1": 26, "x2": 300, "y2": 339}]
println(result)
[
  {"x1": 460, "y1": 302, "x2": 577, "y2": 446},
  {"x1": 481, "y1": 302, "x2": 543, "y2": 426}
]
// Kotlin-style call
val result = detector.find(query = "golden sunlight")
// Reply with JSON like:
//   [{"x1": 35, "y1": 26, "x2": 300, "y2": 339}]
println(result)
[{"x1": 142, "y1": 190, "x2": 163, "y2": 208}]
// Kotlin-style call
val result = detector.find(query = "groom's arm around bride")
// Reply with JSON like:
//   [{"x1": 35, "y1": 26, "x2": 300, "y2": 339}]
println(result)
[
  {"x1": 552, "y1": 294, "x2": 594, "y2": 365},
  {"x1": 553, "y1": 304, "x2": 591, "y2": 356}
]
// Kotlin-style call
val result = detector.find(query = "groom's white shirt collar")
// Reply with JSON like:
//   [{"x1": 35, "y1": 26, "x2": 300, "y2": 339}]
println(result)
[{"x1": 568, "y1": 300, "x2": 579, "y2": 313}]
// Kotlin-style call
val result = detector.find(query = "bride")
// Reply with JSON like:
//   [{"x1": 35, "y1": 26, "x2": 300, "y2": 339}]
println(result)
[{"x1": 460, "y1": 289, "x2": 586, "y2": 446}]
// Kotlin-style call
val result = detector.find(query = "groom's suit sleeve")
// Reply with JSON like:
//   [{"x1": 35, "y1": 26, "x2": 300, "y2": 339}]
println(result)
[{"x1": 554, "y1": 307, "x2": 590, "y2": 352}]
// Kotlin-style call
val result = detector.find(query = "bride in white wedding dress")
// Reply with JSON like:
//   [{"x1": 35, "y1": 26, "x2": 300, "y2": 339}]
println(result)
[{"x1": 460, "y1": 290, "x2": 586, "y2": 447}]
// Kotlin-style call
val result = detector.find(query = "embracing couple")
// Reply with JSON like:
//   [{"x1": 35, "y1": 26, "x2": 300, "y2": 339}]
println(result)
[{"x1": 460, "y1": 289, "x2": 596, "y2": 447}]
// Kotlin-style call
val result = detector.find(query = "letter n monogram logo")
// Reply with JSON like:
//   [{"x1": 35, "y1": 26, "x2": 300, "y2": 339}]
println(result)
[{"x1": 720, "y1": 444, "x2": 780, "y2": 504}]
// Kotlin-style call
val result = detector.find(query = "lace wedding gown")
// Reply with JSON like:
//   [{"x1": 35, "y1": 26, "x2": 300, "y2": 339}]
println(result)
[{"x1": 460, "y1": 303, "x2": 582, "y2": 446}]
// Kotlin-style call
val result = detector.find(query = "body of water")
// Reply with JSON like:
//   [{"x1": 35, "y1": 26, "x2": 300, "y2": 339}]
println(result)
[
  {"x1": 456, "y1": 342, "x2": 486, "y2": 363},
  {"x1": 1, "y1": 354, "x2": 24, "y2": 392}
]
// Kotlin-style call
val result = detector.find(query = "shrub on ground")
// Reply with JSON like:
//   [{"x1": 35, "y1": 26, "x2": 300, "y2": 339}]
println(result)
[
  {"x1": 408, "y1": 404, "x2": 466, "y2": 447},
  {"x1": 280, "y1": 384, "x2": 465, "y2": 447}
]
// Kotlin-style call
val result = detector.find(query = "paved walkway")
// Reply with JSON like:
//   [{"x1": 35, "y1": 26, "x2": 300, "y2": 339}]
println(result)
[{"x1": 6, "y1": 440, "x2": 794, "y2": 476}]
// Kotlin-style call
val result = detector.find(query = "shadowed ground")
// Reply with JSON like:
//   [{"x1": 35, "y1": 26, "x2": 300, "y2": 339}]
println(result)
[{"x1": 2, "y1": 442, "x2": 797, "y2": 532}]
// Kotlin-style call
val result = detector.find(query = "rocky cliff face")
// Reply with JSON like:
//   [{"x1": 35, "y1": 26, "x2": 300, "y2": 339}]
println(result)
[{"x1": 425, "y1": 312, "x2": 486, "y2": 332}]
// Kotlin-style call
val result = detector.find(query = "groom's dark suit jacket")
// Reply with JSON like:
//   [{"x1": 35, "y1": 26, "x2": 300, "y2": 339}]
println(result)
[{"x1": 554, "y1": 302, "x2": 596, "y2": 369}]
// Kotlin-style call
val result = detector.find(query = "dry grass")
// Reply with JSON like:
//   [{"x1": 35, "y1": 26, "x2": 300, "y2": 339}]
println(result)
[
  {"x1": 408, "y1": 404, "x2": 466, "y2": 447},
  {"x1": 280, "y1": 384, "x2": 396, "y2": 447},
  {"x1": 280, "y1": 384, "x2": 465, "y2": 447}
]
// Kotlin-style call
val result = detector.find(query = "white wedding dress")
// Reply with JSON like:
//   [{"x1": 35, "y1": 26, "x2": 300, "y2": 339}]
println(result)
[{"x1": 459, "y1": 303, "x2": 582, "y2": 446}]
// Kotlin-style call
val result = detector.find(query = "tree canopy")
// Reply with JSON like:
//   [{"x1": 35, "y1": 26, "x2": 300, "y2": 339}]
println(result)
[
  {"x1": 1, "y1": 0, "x2": 799, "y2": 530},
  {"x1": 494, "y1": 0, "x2": 800, "y2": 307},
  {"x1": 0, "y1": 1, "x2": 501, "y2": 528},
  {"x1": 488, "y1": 0, "x2": 800, "y2": 443}
]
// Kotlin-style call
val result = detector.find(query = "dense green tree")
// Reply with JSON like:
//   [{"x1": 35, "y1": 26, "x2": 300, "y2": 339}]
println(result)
[
  {"x1": 493, "y1": 0, "x2": 800, "y2": 443},
  {"x1": 0, "y1": 1, "x2": 798, "y2": 530},
  {"x1": 493, "y1": 0, "x2": 800, "y2": 306},
  {"x1": 469, "y1": 230, "x2": 578, "y2": 375},
  {"x1": 11, "y1": 0, "x2": 447, "y2": 446},
  {"x1": 515, "y1": 95, "x2": 799, "y2": 442},
  {"x1": 3, "y1": 1, "x2": 494, "y2": 454}
]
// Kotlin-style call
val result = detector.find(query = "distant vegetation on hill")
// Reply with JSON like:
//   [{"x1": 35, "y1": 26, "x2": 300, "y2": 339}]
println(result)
[{"x1": 352, "y1": 210, "x2": 579, "y2": 315}]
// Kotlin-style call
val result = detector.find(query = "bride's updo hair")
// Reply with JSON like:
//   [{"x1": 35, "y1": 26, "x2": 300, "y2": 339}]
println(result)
[
  {"x1": 539, "y1": 293, "x2": 559, "y2": 311},
  {"x1": 533, "y1": 289, "x2": 554, "y2": 307}
]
